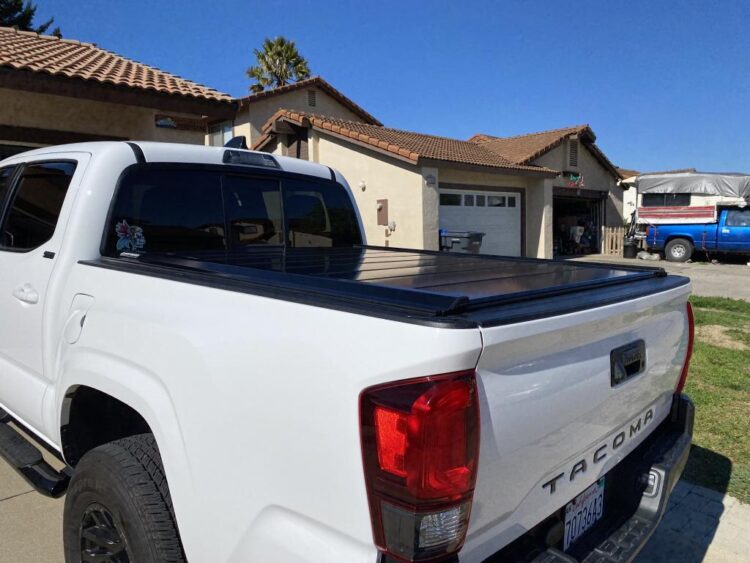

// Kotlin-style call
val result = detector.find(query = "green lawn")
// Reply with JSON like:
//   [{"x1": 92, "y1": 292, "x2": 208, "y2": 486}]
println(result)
[{"x1": 681, "y1": 296, "x2": 750, "y2": 503}]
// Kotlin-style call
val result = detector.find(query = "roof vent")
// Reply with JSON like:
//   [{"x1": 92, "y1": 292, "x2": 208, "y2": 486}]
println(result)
[
  {"x1": 569, "y1": 139, "x2": 579, "y2": 168},
  {"x1": 307, "y1": 89, "x2": 317, "y2": 107}
]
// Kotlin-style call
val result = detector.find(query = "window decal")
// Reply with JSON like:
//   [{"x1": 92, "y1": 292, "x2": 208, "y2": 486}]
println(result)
[{"x1": 115, "y1": 220, "x2": 146, "y2": 252}]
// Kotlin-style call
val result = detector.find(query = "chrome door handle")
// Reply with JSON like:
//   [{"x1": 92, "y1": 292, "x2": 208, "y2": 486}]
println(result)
[{"x1": 13, "y1": 284, "x2": 39, "y2": 304}]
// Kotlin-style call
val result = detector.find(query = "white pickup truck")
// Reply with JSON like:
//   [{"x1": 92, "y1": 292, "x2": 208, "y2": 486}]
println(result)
[{"x1": 0, "y1": 142, "x2": 694, "y2": 563}]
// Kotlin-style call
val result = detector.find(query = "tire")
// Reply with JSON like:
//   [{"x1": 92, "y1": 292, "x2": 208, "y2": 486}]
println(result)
[
  {"x1": 63, "y1": 434, "x2": 186, "y2": 563},
  {"x1": 665, "y1": 238, "x2": 693, "y2": 262}
]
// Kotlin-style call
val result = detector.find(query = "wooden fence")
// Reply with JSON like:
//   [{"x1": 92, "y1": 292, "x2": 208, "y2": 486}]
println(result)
[{"x1": 601, "y1": 226, "x2": 626, "y2": 256}]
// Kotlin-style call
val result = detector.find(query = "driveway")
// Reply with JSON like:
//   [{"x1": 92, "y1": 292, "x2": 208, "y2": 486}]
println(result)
[{"x1": 572, "y1": 255, "x2": 750, "y2": 301}]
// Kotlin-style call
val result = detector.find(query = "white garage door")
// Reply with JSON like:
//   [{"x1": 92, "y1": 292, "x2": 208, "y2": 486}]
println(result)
[{"x1": 439, "y1": 189, "x2": 522, "y2": 256}]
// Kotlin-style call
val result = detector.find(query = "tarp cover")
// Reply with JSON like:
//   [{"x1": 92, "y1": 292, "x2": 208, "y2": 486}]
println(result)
[{"x1": 635, "y1": 172, "x2": 750, "y2": 199}]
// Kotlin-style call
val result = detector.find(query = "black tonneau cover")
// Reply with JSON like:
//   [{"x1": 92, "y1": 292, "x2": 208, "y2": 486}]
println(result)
[{"x1": 85, "y1": 247, "x2": 689, "y2": 327}]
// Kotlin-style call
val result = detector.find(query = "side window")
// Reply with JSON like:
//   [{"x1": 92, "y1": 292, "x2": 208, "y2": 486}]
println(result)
[
  {"x1": 284, "y1": 179, "x2": 362, "y2": 247},
  {"x1": 105, "y1": 169, "x2": 225, "y2": 255},
  {"x1": 1, "y1": 162, "x2": 76, "y2": 251},
  {"x1": 725, "y1": 209, "x2": 750, "y2": 227},
  {"x1": 0, "y1": 166, "x2": 15, "y2": 208},
  {"x1": 641, "y1": 193, "x2": 691, "y2": 207},
  {"x1": 223, "y1": 175, "x2": 283, "y2": 247}
]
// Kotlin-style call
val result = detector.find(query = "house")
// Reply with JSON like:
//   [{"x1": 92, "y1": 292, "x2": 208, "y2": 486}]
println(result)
[
  {"x1": 1, "y1": 26, "x2": 627, "y2": 259},
  {"x1": 254, "y1": 110, "x2": 559, "y2": 257},
  {"x1": 0, "y1": 26, "x2": 235, "y2": 159},
  {"x1": 206, "y1": 76, "x2": 381, "y2": 148},
  {"x1": 254, "y1": 113, "x2": 626, "y2": 258},
  {"x1": 470, "y1": 125, "x2": 625, "y2": 256},
  {"x1": 617, "y1": 167, "x2": 642, "y2": 221}
]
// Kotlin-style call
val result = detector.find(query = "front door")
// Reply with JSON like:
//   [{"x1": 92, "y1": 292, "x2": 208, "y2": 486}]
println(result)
[
  {"x1": 0, "y1": 158, "x2": 81, "y2": 432},
  {"x1": 720, "y1": 209, "x2": 750, "y2": 252}
]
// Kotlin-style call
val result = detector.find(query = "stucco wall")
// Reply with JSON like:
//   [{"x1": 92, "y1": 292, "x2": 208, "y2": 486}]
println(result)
[
  {"x1": 236, "y1": 88, "x2": 366, "y2": 146},
  {"x1": 0, "y1": 88, "x2": 205, "y2": 144},
  {"x1": 534, "y1": 141, "x2": 623, "y2": 227},
  {"x1": 314, "y1": 132, "x2": 425, "y2": 249}
]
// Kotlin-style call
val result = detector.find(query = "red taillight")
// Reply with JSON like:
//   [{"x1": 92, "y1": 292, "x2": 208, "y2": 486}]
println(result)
[
  {"x1": 360, "y1": 370, "x2": 480, "y2": 562},
  {"x1": 675, "y1": 302, "x2": 695, "y2": 394}
]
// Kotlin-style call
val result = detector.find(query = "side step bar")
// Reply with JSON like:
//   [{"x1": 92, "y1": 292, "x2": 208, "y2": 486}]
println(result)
[{"x1": 0, "y1": 408, "x2": 71, "y2": 498}]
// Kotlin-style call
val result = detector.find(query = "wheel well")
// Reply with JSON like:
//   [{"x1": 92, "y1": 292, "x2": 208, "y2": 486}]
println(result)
[
  {"x1": 665, "y1": 235, "x2": 694, "y2": 247},
  {"x1": 61, "y1": 386, "x2": 151, "y2": 467}
]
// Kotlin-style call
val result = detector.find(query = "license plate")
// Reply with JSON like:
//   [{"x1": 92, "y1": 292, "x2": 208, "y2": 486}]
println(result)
[{"x1": 564, "y1": 478, "x2": 605, "y2": 550}]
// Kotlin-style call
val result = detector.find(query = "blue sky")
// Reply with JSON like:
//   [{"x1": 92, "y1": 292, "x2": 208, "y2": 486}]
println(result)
[{"x1": 36, "y1": 0, "x2": 750, "y2": 172}]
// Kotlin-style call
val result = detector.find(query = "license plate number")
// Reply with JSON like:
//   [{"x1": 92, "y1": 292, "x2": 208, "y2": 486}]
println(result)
[{"x1": 564, "y1": 478, "x2": 605, "y2": 550}]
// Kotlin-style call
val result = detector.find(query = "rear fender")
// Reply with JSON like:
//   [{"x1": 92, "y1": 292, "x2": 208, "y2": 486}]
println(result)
[{"x1": 55, "y1": 348, "x2": 195, "y2": 550}]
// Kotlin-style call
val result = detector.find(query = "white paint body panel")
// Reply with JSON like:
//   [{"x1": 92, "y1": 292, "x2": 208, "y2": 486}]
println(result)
[{"x1": 0, "y1": 142, "x2": 691, "y2": 562}]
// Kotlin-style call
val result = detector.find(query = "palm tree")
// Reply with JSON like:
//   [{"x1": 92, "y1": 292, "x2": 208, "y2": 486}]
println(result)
[{"x1": 247, "y1": 37, "x2": 311, "y2": 93}]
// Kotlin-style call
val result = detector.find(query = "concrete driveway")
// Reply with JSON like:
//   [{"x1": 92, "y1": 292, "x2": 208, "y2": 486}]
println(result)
[
  {"x1": 0, "y1": 450, "x2": 63, "y2": 562},
  {"x1": 573, "y1": 255, "x2": 750, "y2": 300}
]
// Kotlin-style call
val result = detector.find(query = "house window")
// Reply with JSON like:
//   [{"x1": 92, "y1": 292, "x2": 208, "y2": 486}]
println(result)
[
  {"x1": 641, "y1": 193, "x2": 691, "y2": 207},
  {"x1": 569, "y1": 139, "x2": 579, "y2": 167},
  {"x1": 508, "y1": 196, "x2": 516, "y2": 207},
  {"x1": 440, "y1": 193, "x2": 462, "y2": 206},
  {"x1": 476, "y1": 195, "x2": 486, "y2": 207},
  {"x1": 307, "y1": 89, "x2": 317, "y2": 107},
  {"x1": 488, "y1": 195, "x2": 506, "y2": 207},
  {"x1": 464, "y1": 194, "x2": 475, "y2": 206},
  {"x1": 208, "y1": 122, "x2": 233, "y2": 147}
]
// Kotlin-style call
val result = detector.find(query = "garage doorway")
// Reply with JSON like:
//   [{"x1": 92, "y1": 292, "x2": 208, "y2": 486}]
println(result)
[
  {"x1": 553, "y1": 192, "x2": 603, "y2": 256},
  {"x1": 439, "y1": 185, "x2": 524, "y2": 256}
]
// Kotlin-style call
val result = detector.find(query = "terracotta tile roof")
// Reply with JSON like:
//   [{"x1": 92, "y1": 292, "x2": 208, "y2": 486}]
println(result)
[
  {"x1": 618, "y1": 167, "x2": 697, "y2": 179},
  {"x1": 239, "y1": 76, "x2": 381, "y2": 125},
  {"x1": 471, "y1": 124, "x2": 621, "y2": 179},
  {"x1": 0, "y1": 26, "x2": 232, "y2": 102},
  {"x1": 256, "y1": 110, "x2": 557, "y2": 175},
  {"x1": 616, "y1": 167, "x2": 641, "y2": 180},
  {"x1": 470, "y1": 125, "x2": 591, "y2": 164}
]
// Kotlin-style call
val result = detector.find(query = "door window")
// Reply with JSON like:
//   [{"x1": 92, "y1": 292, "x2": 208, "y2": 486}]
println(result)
[
  {"x1": 0, "y1": 166, "x2": 15, "y2": 208},
  {"x1": 1, "y1": 161, "x2": 76, "y2": 250},
  {"x1": 725, "y1": 209, "x2": 750, "y2": 227}
]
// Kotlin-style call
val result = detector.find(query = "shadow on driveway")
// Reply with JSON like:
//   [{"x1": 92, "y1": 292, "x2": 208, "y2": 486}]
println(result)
[{"x1": 635, "y1": 445, "x2": 732, "y2": 563}]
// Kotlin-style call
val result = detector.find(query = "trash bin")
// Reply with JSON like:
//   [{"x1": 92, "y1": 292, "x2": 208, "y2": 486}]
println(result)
[
  {"x1": 440, "y1": 230, "x2": 486, "y2": 254},
  {"x1": 623, "y1": 238, "x2": 638, "y2": 259}
]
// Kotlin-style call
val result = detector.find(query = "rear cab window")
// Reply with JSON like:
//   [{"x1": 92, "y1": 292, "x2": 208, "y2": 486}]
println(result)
[
  {"x1": 104, "y1": 166, "x2": 361, "y2": 256},
  {"x1": 0, "y1": 161, "x2": 77, "y2": 251}
]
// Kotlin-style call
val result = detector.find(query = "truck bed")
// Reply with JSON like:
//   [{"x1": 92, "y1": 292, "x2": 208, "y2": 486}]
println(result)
[{"x1": 83, "y1": 246, "x2": 689, "y2": 327}]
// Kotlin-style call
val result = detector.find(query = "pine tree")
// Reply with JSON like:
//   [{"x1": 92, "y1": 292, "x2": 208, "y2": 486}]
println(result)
[{"x1": 0, "y1": 0, "x2": 61, "y2": 37}]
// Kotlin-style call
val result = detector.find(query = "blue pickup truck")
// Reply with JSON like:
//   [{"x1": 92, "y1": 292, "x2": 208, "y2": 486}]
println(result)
[{"x1": 646, "y1": 207, "x2": 750, "y2": 261}]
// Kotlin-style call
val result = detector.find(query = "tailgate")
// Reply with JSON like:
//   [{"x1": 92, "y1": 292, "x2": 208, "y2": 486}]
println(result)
[{"x1": 461, "y1": 282, "x2": 692, "y2": 562}]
